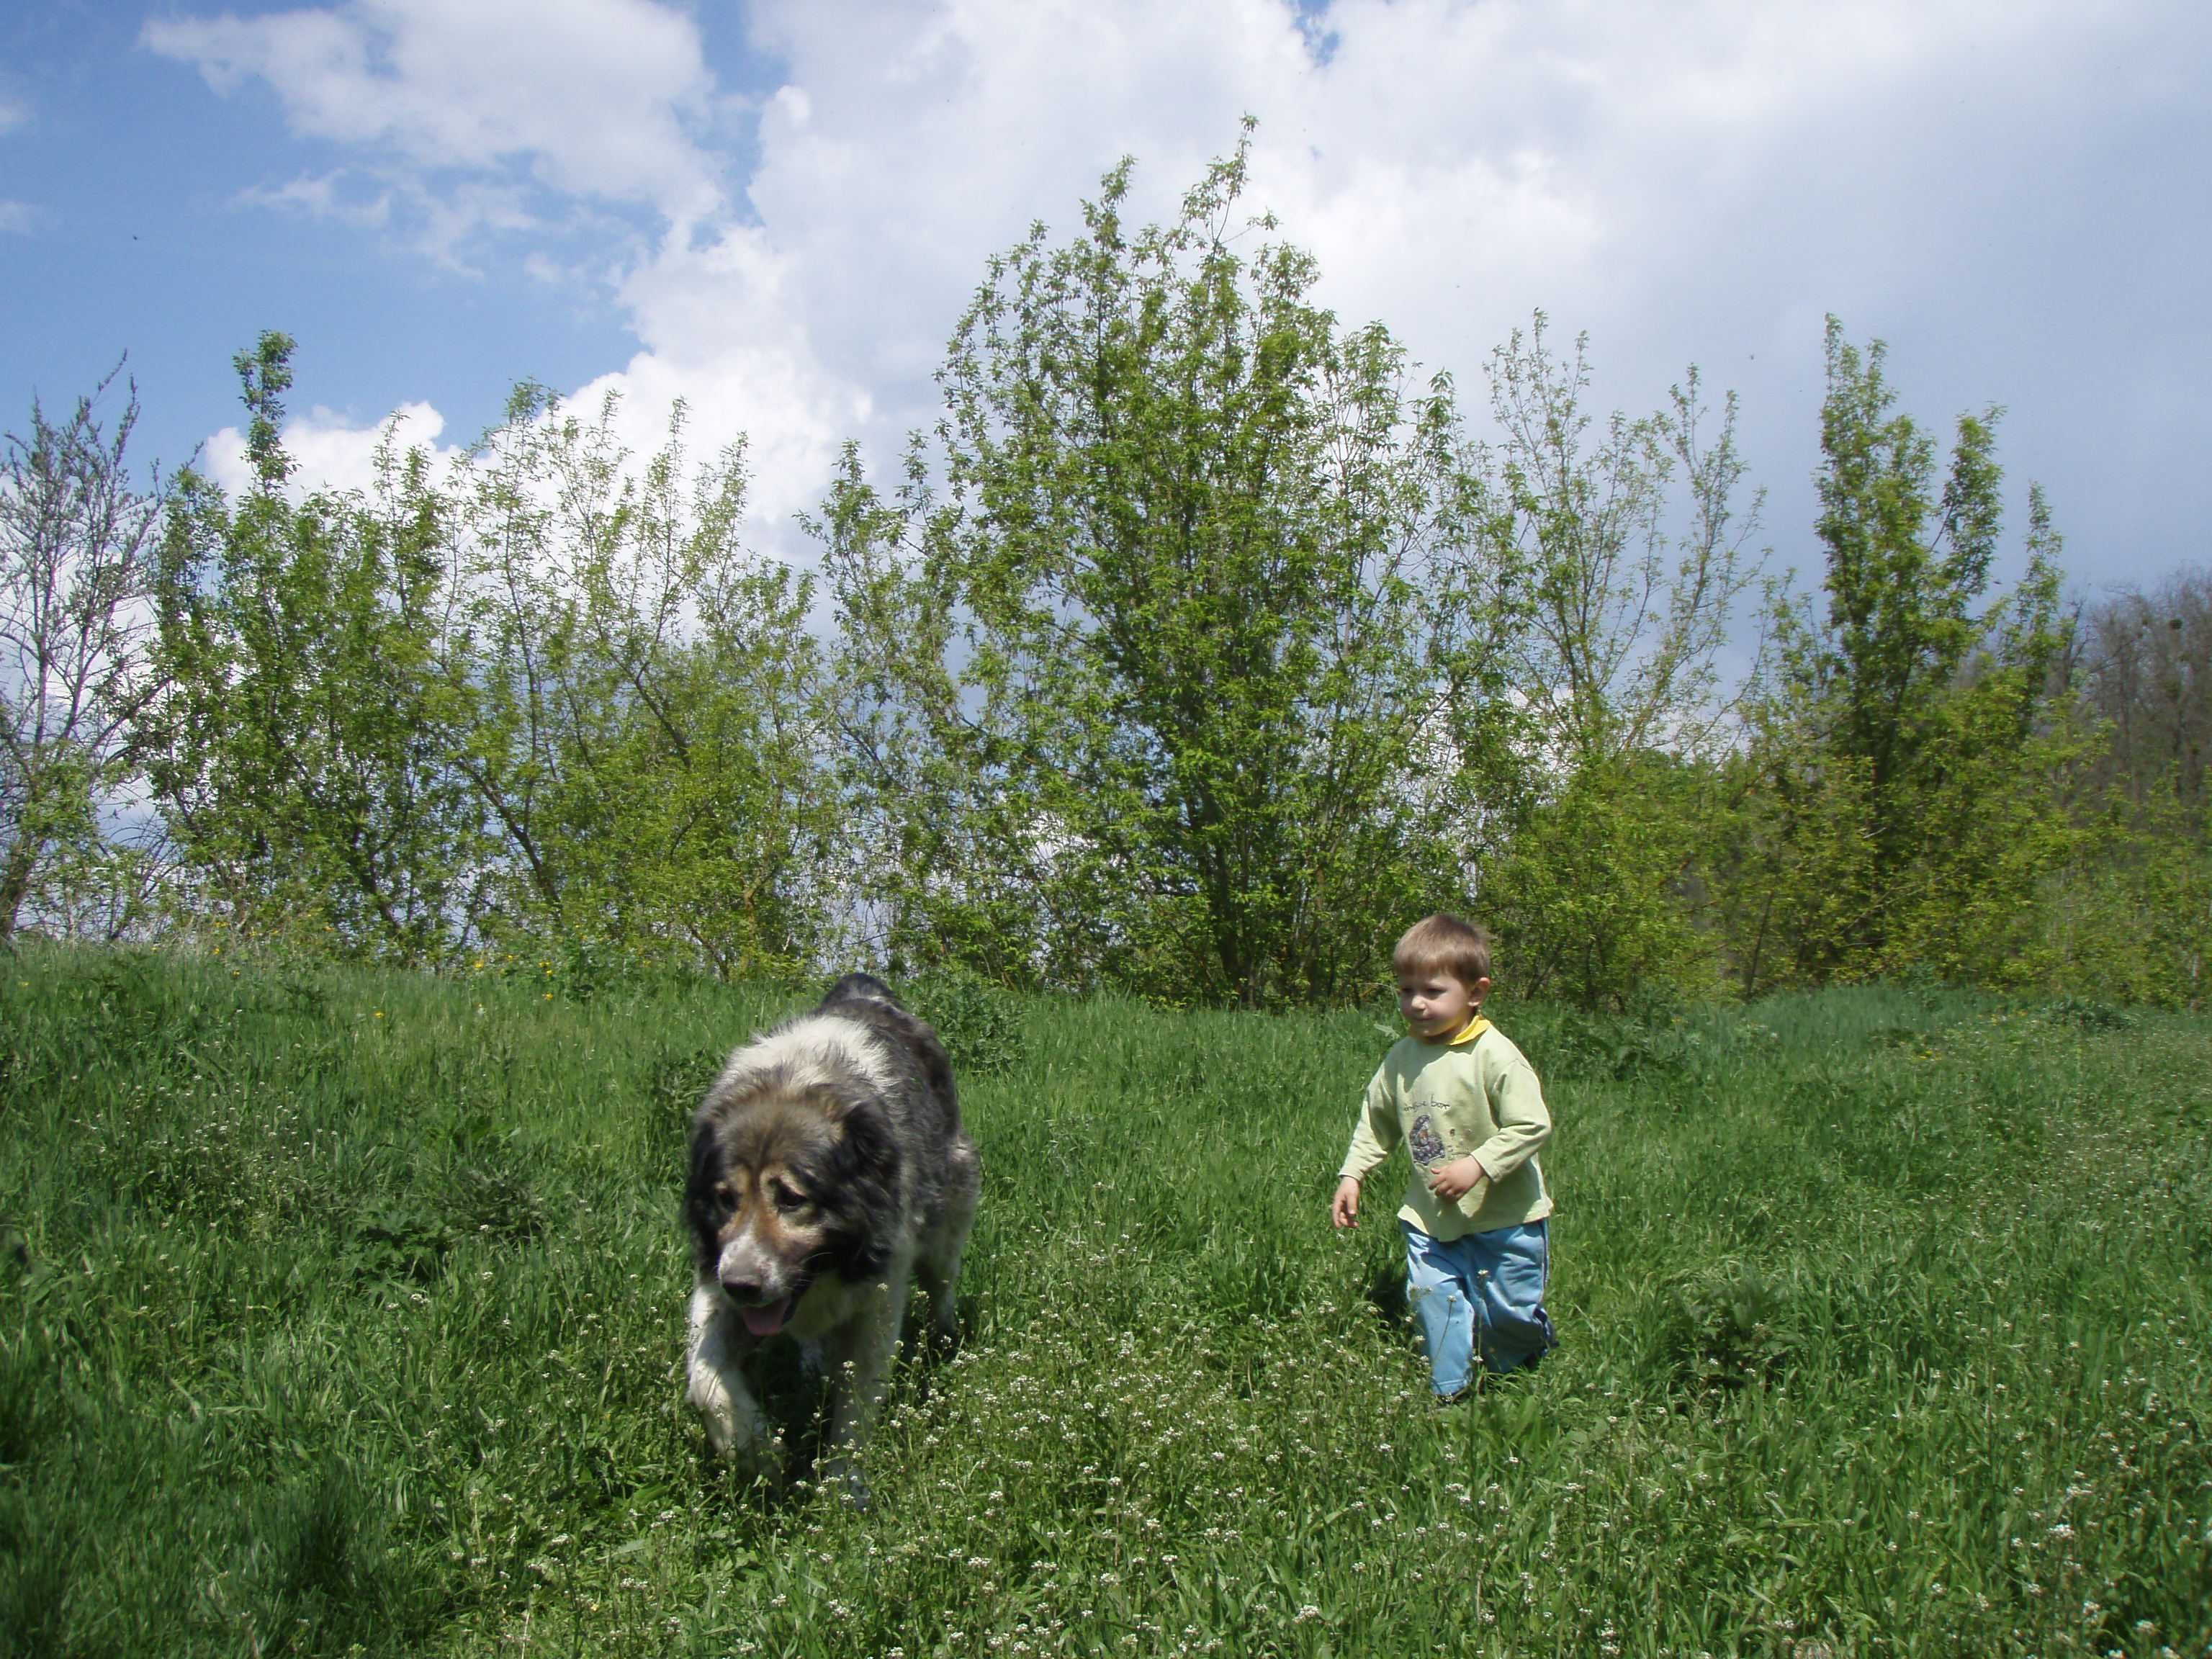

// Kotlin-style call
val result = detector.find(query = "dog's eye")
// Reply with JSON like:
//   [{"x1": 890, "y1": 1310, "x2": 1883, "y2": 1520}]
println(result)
[
  {"x1": 768, "y1": 1179, "x2": 808, "y2": 1213},
  {"x1": 712, "y1": 1180, "x2": 737, "y2": 1206}
]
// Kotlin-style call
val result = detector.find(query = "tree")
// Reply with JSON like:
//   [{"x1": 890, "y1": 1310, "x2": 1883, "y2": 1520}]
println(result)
[
  {"x1": 145, "y1": 336, "x2": 832, "y2": 976},
  {"x1": 0, "y1": 364, "x2": 167, "y2": 942},
  {"x1": 2078, "y1": 567, "x2": 2210, "y2": 830},
  {"x1": 148, "y1": 333, "x2": 480, "y2": 960},
  {"x1": 1726, "y1": 319, "x2": 2079, "y2": 988},
  {"x1": 453, "y1": 387, "x2": 837, "y2": 976},
  {"x1": 1483, "y1": 317, "x2": 1765, "y2": 764},
  {"x1": 818, "y1": 133, "x2": 1514, "y2": 1006},
  {"x1": 1469, "y1": 319, "x2": 1766, "y2": 1005}
]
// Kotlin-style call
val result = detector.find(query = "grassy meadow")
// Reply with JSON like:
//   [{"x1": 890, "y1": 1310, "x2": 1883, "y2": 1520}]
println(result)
[{"x1": 1, "y1": 945, "x2": 2207, "y2": 1658}]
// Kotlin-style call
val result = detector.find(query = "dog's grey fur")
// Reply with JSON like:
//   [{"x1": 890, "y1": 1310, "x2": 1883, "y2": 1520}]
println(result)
[{"x1": 684, "y1": 974, "x2": 979, "y2": 1492}]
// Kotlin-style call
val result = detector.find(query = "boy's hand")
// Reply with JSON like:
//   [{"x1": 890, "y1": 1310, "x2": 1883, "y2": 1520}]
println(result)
[
  {"x1": 1331, "y1": 1177, "x2": 1362, "y2": 1229},
  {"x1": 1429, "y1": 1155, "x2": 1488, "y2": 1203}
]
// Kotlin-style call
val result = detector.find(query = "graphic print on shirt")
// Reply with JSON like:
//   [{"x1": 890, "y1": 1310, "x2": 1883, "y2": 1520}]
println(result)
[{"x1": 1408, "y1": 1112, "x2": 1448, "y2": 1170}]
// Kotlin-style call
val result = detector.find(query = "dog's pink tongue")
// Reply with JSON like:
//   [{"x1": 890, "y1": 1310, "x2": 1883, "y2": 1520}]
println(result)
[{"x1": 742, "y1": 1298, "x2": 792, "y2": 1337}]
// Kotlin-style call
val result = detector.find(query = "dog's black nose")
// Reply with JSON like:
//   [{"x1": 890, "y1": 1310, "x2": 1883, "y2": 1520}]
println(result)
[{"x1": 720, "y1": 1277, "x2": 764, "y2": 1304}]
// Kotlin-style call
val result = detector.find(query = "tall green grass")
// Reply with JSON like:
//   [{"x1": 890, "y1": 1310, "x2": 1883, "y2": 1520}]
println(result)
[{"x1": 1, "y1": 947, "x2": 2206, "y2": 1657}]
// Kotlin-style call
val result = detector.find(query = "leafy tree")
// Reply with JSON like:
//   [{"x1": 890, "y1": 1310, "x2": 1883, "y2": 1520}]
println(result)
[
  {"x1": 453, "y1": 389, "x2": 836, "y2": 977},
  {"x1": 0, "y1": 364, "x2": 168, "y2": 942},
  {"x1": 2078, "y1": 568, "x2": 2210, "y2": 830},
  {"x1": 819, "y1": 134, "x2": 1514, "y2": 1006},
  {"x1": 1726, "y1": 319, "x2": 2079, "y2": 989},
  {"x1": 1469, "y1": 320, "x2": 1766, "y2": 1005},
  {"x1": 2028, "y1": 569, "x2": 2212, "y2": 1008},
  {"x1": 1483, "y1": 317, "x2": 1765, "y2": 764},
  {"x1": 811, "y1": 444, "x2": 1056, "y2": 984},
  {"x1": 2038, "y1": 790, "x2": 2209, "y2": 1010},
  {"x1": 146, "y1": 338, "x2": 832, "y2": 976},
  {"x1": 148, "y1": 333, "x2": 480, "y2": 960},
  {"x1": 1480, "y1": 748, "x2": 1723, "y2": 1009}
]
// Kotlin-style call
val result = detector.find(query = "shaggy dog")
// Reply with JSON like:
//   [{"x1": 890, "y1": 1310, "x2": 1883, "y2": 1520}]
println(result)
[{"x1": 684, "y1": 974, "x2": 979, "y2": 1494}]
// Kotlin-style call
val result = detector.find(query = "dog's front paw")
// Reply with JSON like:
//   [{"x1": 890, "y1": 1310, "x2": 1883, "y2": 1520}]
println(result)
[{"x1": 687, "y1": 1363, "x2": 768, "y2": 1461}]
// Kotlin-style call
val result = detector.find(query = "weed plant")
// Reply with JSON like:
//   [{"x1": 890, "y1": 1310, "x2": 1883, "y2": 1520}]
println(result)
[{"x1": 1, "y1": 948, "x2": 2206, "y2": 1657}]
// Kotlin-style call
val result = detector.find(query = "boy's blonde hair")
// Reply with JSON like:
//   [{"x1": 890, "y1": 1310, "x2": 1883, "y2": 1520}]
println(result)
[{"x1": 1392, "y1": 913, "x2": 1493, "y2": 989}]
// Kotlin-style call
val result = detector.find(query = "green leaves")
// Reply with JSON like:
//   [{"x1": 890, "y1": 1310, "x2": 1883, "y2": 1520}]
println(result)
[
  {"x1": 143, "y1": 340, "x2": 841, "y2": 977},
  {"x1": 19, "y1": 186, "x2": 2204, "y2": 1013},
  {"x1": 451, "y1": 392, "x2": 836, "y2": 977},
  {"x1": 1724, "y1": 319, "x2": 2087, "y2": 991},
  {"x1": 0, "y1": 362, "x2": 167, "y2": 942},
  {"x1": 825, "y1": 138, "x2": 1502, "y2": 1007},
  {"x1": 148, "y1": 332, "x2": 478, "y2": 960}
]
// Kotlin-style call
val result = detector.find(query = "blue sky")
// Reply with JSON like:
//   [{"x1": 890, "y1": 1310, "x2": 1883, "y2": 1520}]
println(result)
[{"x1": 4, "y1": 0, "x2": 2208, "y2": 595}]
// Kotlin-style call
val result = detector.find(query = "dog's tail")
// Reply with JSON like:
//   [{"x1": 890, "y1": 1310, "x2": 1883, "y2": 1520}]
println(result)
[{"x1": 823, "y1": 971, "x2": 902, "y2": 1009}]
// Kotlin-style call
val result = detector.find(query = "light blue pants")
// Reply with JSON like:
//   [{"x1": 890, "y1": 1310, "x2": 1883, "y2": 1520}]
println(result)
[{"x1": 1402, "y1": 1219, "x2": 1556, "y2": 1396}]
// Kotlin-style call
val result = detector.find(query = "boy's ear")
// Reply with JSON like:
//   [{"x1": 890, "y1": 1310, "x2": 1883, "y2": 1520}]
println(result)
[{"x1": 1473, "y1": 975, "x2": 1493, "y2": 1002}]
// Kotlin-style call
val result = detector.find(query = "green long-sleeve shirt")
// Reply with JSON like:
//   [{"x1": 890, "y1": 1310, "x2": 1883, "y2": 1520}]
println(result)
[{"x1": 1337, "y1": 1020, "x2": 1553, "y2": 1240}]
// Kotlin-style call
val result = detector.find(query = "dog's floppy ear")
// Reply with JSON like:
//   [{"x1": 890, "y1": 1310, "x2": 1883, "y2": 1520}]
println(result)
[
  {"x1": 684, "y1": 1114, "x2": 727, "y2": 1272},
  {"x1": 822, "y1": 1096, "x2": 902, "y2": 1281}
]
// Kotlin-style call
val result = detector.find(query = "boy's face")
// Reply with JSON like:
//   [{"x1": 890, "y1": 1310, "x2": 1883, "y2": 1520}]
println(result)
[{"x1": 1398, "y1": 967, "x2": 1489, "y2": 1041}]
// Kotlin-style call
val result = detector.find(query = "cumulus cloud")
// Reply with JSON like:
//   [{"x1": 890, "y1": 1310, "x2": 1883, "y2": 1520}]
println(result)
[
  {"x1": 202, "y1": 400, "x2": 457, "y2": 503},
  {"x1": 820, "y1": 0, "x2": 2200, "y2": 586},
  {"x1": 579, "y1": 222, "x2": 867, "y2": 531},
  {"x1": 718, "y1": 0, "x2": 2148, "y2": 451},
  {"x1": 148, "y1": 0, "x2": 2212, "y2": 581},
  {"x1": 142, "y1": 0, "x2": 724, "y2": 229}
]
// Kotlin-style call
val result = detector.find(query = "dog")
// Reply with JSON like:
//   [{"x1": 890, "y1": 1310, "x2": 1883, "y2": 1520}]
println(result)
[{"x1": 684, "y1": 973, "x2": 979, "y2": 1496}]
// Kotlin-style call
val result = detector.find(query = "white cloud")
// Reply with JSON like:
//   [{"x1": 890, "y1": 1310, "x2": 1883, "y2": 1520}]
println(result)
[
  {"x1": 0, "y1": 201, "x2": 31, "y2": 235},
  {"x1": 0, "y1": 93, "x2": 28, "y2": 135},
  {"x1": 203, "y1": 400, "x2": 456, "y2": 503},
  {"x1": 236, "y1": 170, "x2": 394, "y2": 229},
  {"x1": 156, "y1": 0, "x2": 2210, "y2": 585},
  {"x1": 143, "y1": 0, "x2": 724, "y2": 227}
]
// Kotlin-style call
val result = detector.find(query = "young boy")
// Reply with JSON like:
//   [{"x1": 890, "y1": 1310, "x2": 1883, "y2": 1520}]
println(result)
[{"x1": 1330, "y1": 914, "x2": 1556, "y2": 1397}]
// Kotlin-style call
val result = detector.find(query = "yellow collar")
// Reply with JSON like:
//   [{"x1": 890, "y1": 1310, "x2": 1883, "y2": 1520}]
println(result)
[{"x1": 1420, "y1": 1013, "x2": 1490, "y2": 1046}]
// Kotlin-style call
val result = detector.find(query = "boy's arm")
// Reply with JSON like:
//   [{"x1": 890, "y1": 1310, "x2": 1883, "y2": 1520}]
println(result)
[
  {"x1": 1331, "y1": 1067, "x2": 1396, "y2": 1228},
  {"x1": 1335, "y1": 1061, "x2": 1399, "y2": 1186},
  {"x1": 1467, "y1": 1043, "x2": 1551, "y2": 1182}
]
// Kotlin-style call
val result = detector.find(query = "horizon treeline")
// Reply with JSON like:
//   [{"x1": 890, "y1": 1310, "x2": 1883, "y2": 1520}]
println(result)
[{"x1": 4, "y1": 143, "x2": 2207, "y2": 1010}]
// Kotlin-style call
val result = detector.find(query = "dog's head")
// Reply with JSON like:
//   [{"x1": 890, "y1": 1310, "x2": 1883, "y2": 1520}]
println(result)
[{"x1": 686, "y1": 1080, "x2": 902, "y2": 1339}]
